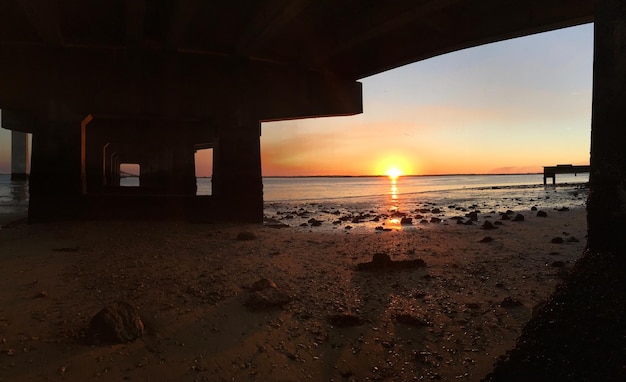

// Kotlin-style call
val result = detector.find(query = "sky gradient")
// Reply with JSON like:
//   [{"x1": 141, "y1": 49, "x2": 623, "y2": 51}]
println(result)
[{"x1": 1, "y1": 24, "x2": 593, "y2": 177}]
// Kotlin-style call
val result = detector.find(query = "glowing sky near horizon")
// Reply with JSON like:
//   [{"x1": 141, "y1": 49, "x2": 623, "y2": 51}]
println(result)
[{"x1": 1, "y1": 24, "x2": 593, "y2": 177}]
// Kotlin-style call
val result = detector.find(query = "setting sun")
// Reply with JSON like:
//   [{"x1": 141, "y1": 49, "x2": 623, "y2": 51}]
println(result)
[{"x1": 387, "y1": 167, "x2": 402, "y2": 179}]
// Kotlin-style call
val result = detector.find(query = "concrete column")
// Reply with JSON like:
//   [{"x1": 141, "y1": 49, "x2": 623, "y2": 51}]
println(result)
[
  {"x1": 171, "y1": 145, "x2": 197, "y2": 195},
  {"x1": 28, "y1": 121, "x2": 83, "y2": 222},
  {"x1": 587, "y1": 0, "x2": 626, "y2": 250},
  {"x1": 10, "y1": 131, "x2": 30, "y2": 180},
  {"x1": 212, "y1": 118, "x2": 263, "y2": 223}
]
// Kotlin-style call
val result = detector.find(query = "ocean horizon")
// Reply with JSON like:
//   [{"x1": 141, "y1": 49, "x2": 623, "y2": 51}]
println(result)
[{"x1": 1, "y1": 173, "x2": 589, "y2": 226}]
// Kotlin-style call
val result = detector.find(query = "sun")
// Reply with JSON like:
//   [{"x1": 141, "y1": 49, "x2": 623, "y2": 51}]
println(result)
[{"x1": 386, "y1": 167, "x2": 402, "y2": 179}]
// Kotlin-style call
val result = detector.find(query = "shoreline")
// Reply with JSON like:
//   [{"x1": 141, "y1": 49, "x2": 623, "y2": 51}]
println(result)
[{"x1": 0, "y1": 199, "x2": 588, "y2": 381}]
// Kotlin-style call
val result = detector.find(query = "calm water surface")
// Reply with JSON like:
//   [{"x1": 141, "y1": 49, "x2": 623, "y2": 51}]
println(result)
[{"x1": 1, "y1": 173, "x2": 589, "y2": 220}]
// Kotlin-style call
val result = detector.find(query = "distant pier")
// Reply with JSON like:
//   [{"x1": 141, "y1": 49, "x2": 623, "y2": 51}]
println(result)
[{"x1": 543, "y1": 164, "x2": 590, "y2": 185}]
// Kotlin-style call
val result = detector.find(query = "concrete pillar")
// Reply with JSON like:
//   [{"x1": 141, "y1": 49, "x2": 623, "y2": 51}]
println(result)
[
  {"x1": 171, "y1": 145, "x2": 197, "y2": 195},
  {"x1": 212, "y1": 118, "x2": 263, "y2": 223},
  {"x1": 587, "y1": 0, "x2": 626, "y2": 250},
  {"x1": 10, "y1": 131, "x2": 30, "y2": 180},
  {"x1": 28, "y1": 121, "x2": 83, "y2": 222}
]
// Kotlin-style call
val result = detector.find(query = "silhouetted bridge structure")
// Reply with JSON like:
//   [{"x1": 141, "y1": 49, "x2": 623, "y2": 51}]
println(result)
[
  {"x1": 1, "y1": 0, "x2": 625, "y2": 247},
  {"x1": 543, "y1": 164, "x2": 591, "y2": 185}
]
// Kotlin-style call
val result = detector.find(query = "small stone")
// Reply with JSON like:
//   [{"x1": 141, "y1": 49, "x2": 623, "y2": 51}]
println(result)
[
  {"x1": 537, "y1": 210, "x2": 548, "y2": 217},
  {"x1": 500, "y1": 297, "x2": 523, "y2": 308},
  {"x1": 513, "y1": 214, "x2": 525, "y2": 222},
  {"x1": 394, "y1": 313, "x2": 430, "y2": 327},
  {"x1": 481, "y1": 221, "x2": 497, "y2": 230},
  {"x1": 551, "y1": 237, "x2": 564, "y2": 244},
  {"x1": 250, "y1": 278, "x2": 277, "y2": 291},
  {"x1": 236, "y1": 232, "x2": 256, "y2": 241}
]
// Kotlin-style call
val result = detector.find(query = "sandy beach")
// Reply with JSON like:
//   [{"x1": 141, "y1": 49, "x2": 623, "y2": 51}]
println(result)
[{"x1": 0, "y1": 199, "x2": 588, "y2": 382}]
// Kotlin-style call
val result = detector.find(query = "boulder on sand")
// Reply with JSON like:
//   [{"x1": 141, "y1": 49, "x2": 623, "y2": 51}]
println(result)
[{"x1": 88, "y1": 301, "x2": 144, "y2": 344}]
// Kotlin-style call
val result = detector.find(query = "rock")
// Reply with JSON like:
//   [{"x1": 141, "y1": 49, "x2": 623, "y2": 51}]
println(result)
[
  {"x1": 481, "y1": 221, "x2": 497, "y2": 230},
  {"x1": 550, "y1": 261, "x2": 566, "y2": 268},
  {"x1": 356, "y1": 253, "x2": 426, "y2": 271},
  {"x1": 537, "y1": 210, "x2": 548, "y2": 217},
  {"x1": 500, "y1": 297, "x2": 524, "y2": 308},
  {"x1": 551, "y1": 237, "x2": 564, "y2": 244},
  {"x1": 372, "y1": 252, "x2": 392, "y2": 263},
  {"x1": 466, "y1": 211, "x2": 479, "y2": 220},
  {"x1": 513, "y1": 214, "x2": 525, "y2": 222},
  {"x1": 266, "y1": 223, "x2": 290, "y2": 229},
  {"x1": 430, "y1": 217, "x2": 442, "y2": 224},
  {"x1": 400, "y1": 217, "x2": 413, "y2": 225},
  {"x1": 307, "y1": 218, "x2": 323, "y2": 226},
  {"x1": 480, "y1": 236, "x2": 494, "y2": 243},
  {"x1": 250, "y1": 278, "x2": 277, "y2": 291},
  {"x1": 245, "y1": 289, "x2": 291, "y2": 310},
  {"x1": 245, "y1": 278, "x2": 291, "y2": 309},
  {"x1": 236, "y1": 231, "x2": 256, "y2": 241},
  {"x1": 500, "y1": 213, "x2": 510, "y2": 221},
  {"x1": 88, "y1": 302, "x2": 144, "y2": 344},
  {"x1": 394, "y1": 313, "x2": 430, "y2": 327}
]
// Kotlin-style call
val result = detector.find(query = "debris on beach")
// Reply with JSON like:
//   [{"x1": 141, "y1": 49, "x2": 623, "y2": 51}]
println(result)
[
  {"x1": 236, "y1": 231, "x2": 256, "y2": 241},
  {"x1": 356, "y1": 252, "x2": 426, "y2": 271},
  {"x1": 87, "y1": 302, "x2": 144, "y2": 344}
]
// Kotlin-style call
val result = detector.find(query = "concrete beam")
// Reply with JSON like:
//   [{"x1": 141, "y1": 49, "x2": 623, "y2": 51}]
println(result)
[{"x1": 0, "y1": 47, "x2": 362, "y2": 122}]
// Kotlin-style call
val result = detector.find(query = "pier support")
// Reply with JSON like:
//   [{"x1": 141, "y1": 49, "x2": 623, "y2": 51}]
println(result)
[
  {"x1": 29, "y1": 120, "x2": 83, "y2": 222},
  {"x1": 587, "y1": 0, "x2": 626, "y2": 250},
  {"x1": 10, "y1": 131, "x2": 30, "y2": 180},
  {"x1": 212, "y1": 117, "x2": 263, "y2": 223}
]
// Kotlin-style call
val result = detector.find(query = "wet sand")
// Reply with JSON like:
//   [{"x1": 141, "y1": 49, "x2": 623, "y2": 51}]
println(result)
[{"x1": 0, "y1": 204, "x2": 587, "y2": 381}]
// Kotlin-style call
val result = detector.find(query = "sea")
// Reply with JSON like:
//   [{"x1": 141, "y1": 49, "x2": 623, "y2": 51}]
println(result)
[{"x1": 1, "y1": 173, "x2": 589, "y2": 227}]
